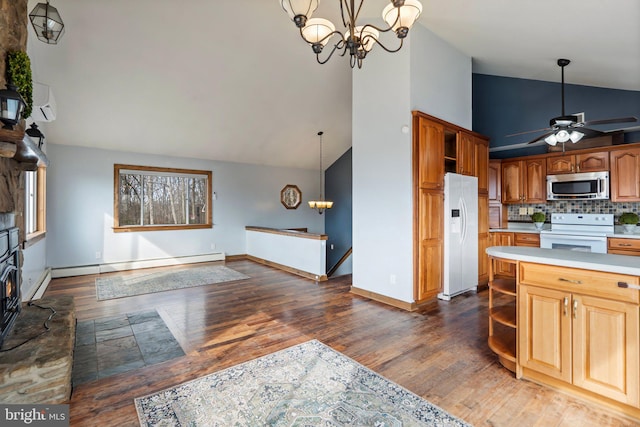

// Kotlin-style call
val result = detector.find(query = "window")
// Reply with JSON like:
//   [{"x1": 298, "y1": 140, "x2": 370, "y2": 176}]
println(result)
[
  {"x1": 24, "y1": 166, "x2": 46, "y2": 244},
  {"x1": 114, "y1": 164, "x2": 212, "y2": 232}
]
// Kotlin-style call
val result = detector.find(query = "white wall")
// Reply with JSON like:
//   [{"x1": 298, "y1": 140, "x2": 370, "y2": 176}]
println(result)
[
  {"x1": 21, "y1": 239, "x2": 47, "y2": 300},
  {"x1": 352, "y1": 24, "x2": 472, "y2": 304},
  {"x1": 410, "y1": 25, "x2": 472, "y2": 129},
  {"x1": 46, "y1": 144, "x2": 323, "y2": 269}
]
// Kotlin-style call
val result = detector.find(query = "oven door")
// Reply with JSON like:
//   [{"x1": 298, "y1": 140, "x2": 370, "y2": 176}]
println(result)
[{"x1": 539, "y1": 232, "x2": 608, "y2": 254}]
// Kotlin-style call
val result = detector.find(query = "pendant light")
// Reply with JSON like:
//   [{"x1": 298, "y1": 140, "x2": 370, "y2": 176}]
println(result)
[
  {"x1": 29, "y1": 1, "x2": 66, "y2": 45},
  {"x1": 308, "y1": 131, "x2": 333, "y2": 214}
]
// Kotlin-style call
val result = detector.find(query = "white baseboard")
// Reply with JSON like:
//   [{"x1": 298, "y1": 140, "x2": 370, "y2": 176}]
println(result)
[
  {"x1": 24, "y1": 268, "x2": 52, "y2": 301},
  {"x1": 51, "y1": 253, "x2": 226, "y2": 278}
]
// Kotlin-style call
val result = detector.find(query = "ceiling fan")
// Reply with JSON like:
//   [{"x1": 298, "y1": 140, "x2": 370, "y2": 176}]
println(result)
[{"x1": 507, "y1": 58, "x2": 638, "y2": 149}]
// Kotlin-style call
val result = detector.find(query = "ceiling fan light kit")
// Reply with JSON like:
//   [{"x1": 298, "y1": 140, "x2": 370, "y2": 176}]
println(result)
[
  {"x1": 507, "y1": 58, "x2": 638, "y2": 151},
  {"x1": 280, "y1": 0, "x2": 423, "y2": 68}
]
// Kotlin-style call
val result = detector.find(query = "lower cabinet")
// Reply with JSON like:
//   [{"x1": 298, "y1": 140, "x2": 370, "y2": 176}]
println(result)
[{"x1": 518, "y1": 263, "x2": 640, "y2": 408}]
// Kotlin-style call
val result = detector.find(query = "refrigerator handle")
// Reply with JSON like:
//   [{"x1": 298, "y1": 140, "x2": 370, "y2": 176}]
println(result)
[{"x1": 460, "y1": 197, "x2": 467, "y2": 242}]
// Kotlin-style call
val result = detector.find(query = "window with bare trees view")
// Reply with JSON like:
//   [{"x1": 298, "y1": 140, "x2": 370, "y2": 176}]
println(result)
[{"x1": 114, "y1": 164, "x2": 212, "y2": 232}]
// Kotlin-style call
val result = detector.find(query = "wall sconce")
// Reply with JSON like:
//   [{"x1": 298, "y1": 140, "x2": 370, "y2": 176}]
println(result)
[
  {"x1": 26, "y1": 123, "x2": 45, "y2": 149},
  {"x1": 29, "y1": 1, "x2": 65, "y2": 45},
  {"x1": 0, "y1": 85, "x2": 26, "y2": 130}
]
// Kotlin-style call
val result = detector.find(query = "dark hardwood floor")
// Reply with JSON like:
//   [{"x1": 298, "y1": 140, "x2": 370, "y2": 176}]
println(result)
[{"x1": 44, "y1": 259, "x2": 637, "y2": 426}]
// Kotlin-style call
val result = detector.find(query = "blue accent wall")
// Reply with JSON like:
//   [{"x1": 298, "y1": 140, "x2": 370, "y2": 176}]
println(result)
[
  {"x1": 325, "y1": 147, "x2": 352, "y2": 272},
  {"x1": 472, "y1": 74, "x2": 640, "y2": 159}
]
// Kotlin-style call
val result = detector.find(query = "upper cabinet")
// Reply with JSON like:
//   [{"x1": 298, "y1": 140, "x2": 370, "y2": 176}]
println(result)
[
  {"x1": 475, "y1": 137, "x2": 489, "y2": 194},
  {"x1": 547, "y1": 152, "x2": 609, "y2": 174},
  {"x1": 501, "y1": 159, "x2": 546, "y2": 204},
  {"x1": 610, "y1": 147, "x2": 640, "y2": 202},
  {"x1": 414, "y1": 115, "x2": 445, "y2": 190}
]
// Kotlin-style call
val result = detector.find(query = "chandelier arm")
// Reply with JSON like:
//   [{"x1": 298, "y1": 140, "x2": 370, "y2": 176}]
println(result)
[
  {"x1": 316, "y1": 41, "x2": 345, "y2": 65},
  {"x1": 363, "y1": 34, "x2": 405, "y2": 53},
  {"x1": 299, "y1": 28, "x2": 345, "y2": 48},
  {"x1": 359, "y1": 22, "x2": 396, "y2": 36}
]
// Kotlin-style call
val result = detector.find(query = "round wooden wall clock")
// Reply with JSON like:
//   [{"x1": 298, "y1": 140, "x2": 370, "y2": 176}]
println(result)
[{"x1": 280, "y1": 184, "x2": 302, "y2": 209}]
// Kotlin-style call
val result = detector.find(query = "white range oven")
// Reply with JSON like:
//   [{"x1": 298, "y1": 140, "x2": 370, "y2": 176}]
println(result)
[{"x1": 540, "y1": 213, "x2": 614, "y2": 254}]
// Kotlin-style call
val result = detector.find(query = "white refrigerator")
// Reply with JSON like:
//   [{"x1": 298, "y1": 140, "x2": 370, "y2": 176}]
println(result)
[{"x1": 438, "y1": 173, "x2": 479, "y2": 301}]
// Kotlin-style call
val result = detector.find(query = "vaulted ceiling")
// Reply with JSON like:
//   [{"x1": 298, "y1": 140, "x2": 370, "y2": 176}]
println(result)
[{"x1": 26, "y1": 0, "x2": 640, "y2": 170}]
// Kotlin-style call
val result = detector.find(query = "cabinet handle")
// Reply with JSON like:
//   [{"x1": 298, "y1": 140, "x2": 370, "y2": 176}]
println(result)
[
  {"x1": 558, "y1": 277, "x2": 582, "y2": 284},
  {"x1": 618, "y1": 282, "x2": 640, "y2": 290},
  {"x1": 563, "y1": 297, "x2": 568, "y2": 316},
  {"x1": 618, "y1": 243, "x2": 633, "y2": 247},
  {"x1": 573, "y1": 299, "x2": 578, "y2": 319}
]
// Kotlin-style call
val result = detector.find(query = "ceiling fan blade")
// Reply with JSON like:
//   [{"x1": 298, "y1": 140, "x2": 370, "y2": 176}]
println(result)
[
  {"x1": 526, "y1": 131, "x2": 556, "y2": 145},
  {"x1": 577, "y1": 127, "x2": 605, "y2": 139},
  {"x1": 506, "y1": 127, "x2": 552, "y2": 138},
  {"x1": 581, "y1": 116, "x2": 638, "y2": 127}
]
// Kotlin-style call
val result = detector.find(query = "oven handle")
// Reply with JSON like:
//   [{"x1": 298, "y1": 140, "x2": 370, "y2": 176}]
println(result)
[
  {"x1": 0, "y1": 265, "x2": 17, "y2": 283},
  {"x1": 540, "y1": 234, "x2": 606, "y2": 242}
]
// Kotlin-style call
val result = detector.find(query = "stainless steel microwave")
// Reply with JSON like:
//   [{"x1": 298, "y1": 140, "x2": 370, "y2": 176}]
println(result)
[{"x1": 547, "y1": 171, "x2": 609, "y2": 200}]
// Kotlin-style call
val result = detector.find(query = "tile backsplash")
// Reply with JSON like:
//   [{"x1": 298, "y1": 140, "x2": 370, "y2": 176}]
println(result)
[{"x1": 508, "y1": 201, "x2": 640, "y2": 223}]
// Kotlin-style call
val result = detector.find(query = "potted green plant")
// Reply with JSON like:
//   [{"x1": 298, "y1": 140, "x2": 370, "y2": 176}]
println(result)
[
  {"x1": 619, "y1": 212, "x2": 639, "y2": 234},
  {"x1": 6, "y1": 51, "x2": 33, "y2": 119},
  {"x1": 531, "y1": 212, "x2": 545, "y2": 230}
]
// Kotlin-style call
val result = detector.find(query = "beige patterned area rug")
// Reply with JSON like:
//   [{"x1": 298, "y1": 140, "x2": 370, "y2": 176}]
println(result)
[
  {"x1": 95, "y1": 265, "x2": 249, "y2": 300},
  {"x1": 134, "y1": 340, "x2": 470, "y2": 426}
]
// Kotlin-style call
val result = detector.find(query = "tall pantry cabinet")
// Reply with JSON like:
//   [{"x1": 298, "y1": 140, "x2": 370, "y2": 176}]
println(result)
[{"x1": 412, "y1": 111, "x2": 490, "y2": 303}]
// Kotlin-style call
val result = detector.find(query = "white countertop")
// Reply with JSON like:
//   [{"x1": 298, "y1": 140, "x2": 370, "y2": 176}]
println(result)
[{"x1": 486, "y1": 246, "x2": 640, "y2": 276}]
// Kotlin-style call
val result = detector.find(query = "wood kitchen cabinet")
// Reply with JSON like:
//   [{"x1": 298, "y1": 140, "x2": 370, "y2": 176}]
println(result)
[
  {"x1": 501, "y1": 158, "x2": 546, "y2": 204},
  {"x1": 478, "y1": 194, "x2": 490, "y2": 285},
  {"x1": 546, "y1": 152, "x2": 609, "y2": 174},
  {"x1": 518, "y1": 262, "x2": 640, "y2": 407},
  {"x1": 608, "y1": 238, "x2": 640, "y2": 256},
  {"x1": 412, "y1": 111, "x2": 490, "y2": 302},
  {"x1": 610, "y1": 147, "x2": 640, "y2": 202},
  {"x1": 491, "y1": 232, "x2": 515, "y2": 277},
  {"x1": 488, "y1": 159, "x2": 507, "y2": 229}
]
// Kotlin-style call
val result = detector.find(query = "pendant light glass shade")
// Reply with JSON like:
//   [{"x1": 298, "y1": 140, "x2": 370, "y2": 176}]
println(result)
[
  {"x1": 302, "y1": 18, "x2": 336, "y2": 46},
  {"x1": 281, "y1": 0, "x2": 319, "y2": 27},
  {"x1": 382, "y1": 0, "x2": 423, "y2": 37},
  {"x1": 0, "y1": 85, "x2": 26, "y2": 130},
  {"x1": 29, "y1": 1, "x2": 65, "y2": 45}
]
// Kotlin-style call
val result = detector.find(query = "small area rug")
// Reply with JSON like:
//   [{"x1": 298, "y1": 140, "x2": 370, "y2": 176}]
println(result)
[
  {"x1": 134, "y1": 340, "x2": 470, "y2": 426},
  {"x1": 95, "y1": 265, "x2": 249, "y2": 300}
]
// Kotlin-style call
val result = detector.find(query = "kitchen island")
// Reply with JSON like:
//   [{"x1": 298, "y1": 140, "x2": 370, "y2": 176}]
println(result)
[{"x1": 487, "y1": 246, "x2": 640, "y2": 421}]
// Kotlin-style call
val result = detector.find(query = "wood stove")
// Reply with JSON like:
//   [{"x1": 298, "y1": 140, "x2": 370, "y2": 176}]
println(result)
[{"x1": 0, "y1": 227, "x2": 20, "y2": 348}]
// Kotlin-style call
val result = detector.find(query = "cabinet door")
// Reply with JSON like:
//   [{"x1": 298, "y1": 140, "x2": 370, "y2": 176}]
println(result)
[
  {"x1": 488, "y1": 159, "x2": 501, "y2": 202},
  {"x1": 610, "y1": 148, "x2": 640, "y2": 202},
  {"x1": 524, "y1": 159, "x2": 546, "y2": 203},
  {"x1": 415, "y1": 117, "x2": 445, "y2": 190},
  {"x1": 416, "y1": 189, "x2": 443, "y2": 301},
  {"x1": 478, "y1": 194, "x2": 490, "y2": 285},
  {"x1": 576, "y1": 152, "x2": 609, "y2": 173},
  {"x1": 573, "y1": 295, "x2": 639, "y2": 406},
  {"x1": 547, "y1": 156, "x2": 575, "y2": 174},
  {"x1": 475, "y1": 137, "x2": 489, "y2": 194},
  {"x1": 501, "y1": 160, "x2": 522, "y2": 204},
  {"x1": 518, "y1": 285, "x2": 572, "y2": 383},
  {"x1": 457, "y1": 131, "x2": 475, "y2": 176}
]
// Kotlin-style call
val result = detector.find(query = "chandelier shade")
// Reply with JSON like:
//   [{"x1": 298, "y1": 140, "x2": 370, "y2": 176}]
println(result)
[
  {"x1": 302, "y1": 18, "x2": 336, "y2": 48},
  {"x1": 280, "y1": 0, "x2": 423, "y2": 68},
  {"x1": 29, "y1": 1, "x2": 65, "y2": 45},
  {"x1": 382, "y1": 0, "x2": 423, "y2": 37}
]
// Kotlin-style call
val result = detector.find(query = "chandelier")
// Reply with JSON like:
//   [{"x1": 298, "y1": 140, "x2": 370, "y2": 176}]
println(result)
[
  {"x1": 280, "y1": 0, "x2": 423, "y2": 68},
  {"x1": 308, "y1": 131, "x2": 333, "y2": 214}
]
